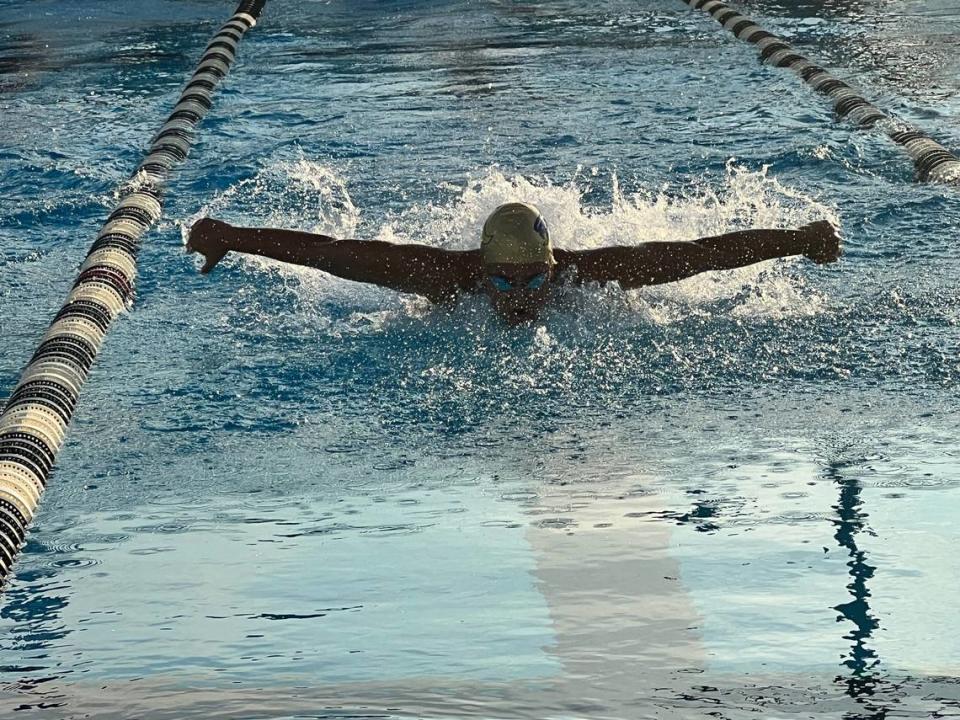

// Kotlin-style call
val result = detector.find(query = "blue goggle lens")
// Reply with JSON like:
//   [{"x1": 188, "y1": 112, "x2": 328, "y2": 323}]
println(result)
[
  {"x1": 525, "y1": 273, "x2": 547, "y2": 290},
  {"x1": 489, "y1": 273, "x2": 548, "y2": 292}
]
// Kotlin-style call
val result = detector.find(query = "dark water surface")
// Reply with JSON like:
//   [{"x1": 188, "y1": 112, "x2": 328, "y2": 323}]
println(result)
[{"x1": 1, "y1": 0, "x2": 958, "y2": 717}]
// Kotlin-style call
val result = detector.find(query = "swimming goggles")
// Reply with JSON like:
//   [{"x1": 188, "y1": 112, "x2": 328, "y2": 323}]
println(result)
[{"x1": 488, "y1": 273, "x2": 548, "y2": 292}]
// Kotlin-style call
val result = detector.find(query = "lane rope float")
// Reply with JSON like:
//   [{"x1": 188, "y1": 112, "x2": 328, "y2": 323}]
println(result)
[
  {"x1": 682, "y1": 0, "x2": 960, "y2": 184},
  {"x1": 0, "y1": 0, "x2": 267, "y2": 588}
]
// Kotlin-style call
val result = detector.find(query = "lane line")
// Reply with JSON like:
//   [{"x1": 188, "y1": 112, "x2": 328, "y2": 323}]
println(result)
[
  {"x1": 0, "y1": 0, "x2": 268, "y2": 588},
  {"x1": 683, "y1": 0, "x2": 960, "y2": 184}
]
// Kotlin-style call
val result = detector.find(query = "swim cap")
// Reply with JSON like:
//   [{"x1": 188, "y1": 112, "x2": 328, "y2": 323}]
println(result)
[{"x1": 481, "y1": 202, "x2": 555, "y2": 266}]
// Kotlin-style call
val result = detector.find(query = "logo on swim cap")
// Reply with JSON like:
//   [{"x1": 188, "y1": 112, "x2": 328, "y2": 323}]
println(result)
[
  {"x1": 481, "y1": 202, "x2": 555, "y2": 266},
  {"x1": 533, "y1": 215, "x2": 549, "y2": 241}
]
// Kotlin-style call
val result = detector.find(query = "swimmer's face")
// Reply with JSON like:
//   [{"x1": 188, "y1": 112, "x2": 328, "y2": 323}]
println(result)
[{"x1": 483, "y1": 262, "x2": 554, "y2": 325}]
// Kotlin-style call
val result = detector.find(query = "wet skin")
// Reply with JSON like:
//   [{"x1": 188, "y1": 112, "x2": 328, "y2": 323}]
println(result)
[{"x1": 187, "y1": 218, "x2": 842, "y2": 325}]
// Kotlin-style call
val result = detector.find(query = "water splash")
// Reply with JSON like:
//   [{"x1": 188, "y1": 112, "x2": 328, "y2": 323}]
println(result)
[{"x1": 185, "y1": 157, "x2": 837, "y2": 335}]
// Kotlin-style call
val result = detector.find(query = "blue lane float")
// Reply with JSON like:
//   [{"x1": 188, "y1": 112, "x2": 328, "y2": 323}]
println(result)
[
  {"x1": 0, "y1": 0, "x2": 267, "y2": 586},
  {"x1": 683, "y1": 0, "x2": 960, "y2": 184}
]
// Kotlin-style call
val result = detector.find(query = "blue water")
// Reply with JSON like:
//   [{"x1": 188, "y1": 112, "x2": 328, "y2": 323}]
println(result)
[{"x1": 2, "y1": 1, "x2": 959, "y2": 717}]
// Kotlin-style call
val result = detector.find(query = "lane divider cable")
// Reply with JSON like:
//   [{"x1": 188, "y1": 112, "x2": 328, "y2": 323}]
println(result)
[
  {"x1": 0, "y1": 0, "x2": 268, "y2": 588},
  {"x1": 682, "y1": 0, "x2": 960, "y2": 184}
]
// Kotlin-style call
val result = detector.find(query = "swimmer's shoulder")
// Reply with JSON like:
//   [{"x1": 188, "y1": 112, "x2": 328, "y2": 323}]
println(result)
[
  {"x1": 417, "y1": 247, "x2": 484, "y2": 303},
  {"x1": 554, "y1": 248, "x2": 578, "y2": 270},
  {"x1": 553, "y1": 248, "x2": 589, "y2": 284},
  {"x1": 448, "y1": 248, "x2": 484, "y2": 289}
]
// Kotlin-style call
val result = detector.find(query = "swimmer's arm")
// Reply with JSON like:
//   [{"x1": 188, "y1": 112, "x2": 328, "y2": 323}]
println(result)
[
  {"x1": 557, "y1": 220, "x2": 841, "y2": 289},
  {"x1": 187, "y1": 218, "x2": 482, "y2": 302}
]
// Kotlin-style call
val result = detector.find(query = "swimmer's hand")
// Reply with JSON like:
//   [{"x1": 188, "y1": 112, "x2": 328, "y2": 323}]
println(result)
[
  {"x1": 802, "y1": 220, "x2": 842, "y2": 265},
  {"x1": 187, "y1": 217, "x2": 233, "y2": 274}
]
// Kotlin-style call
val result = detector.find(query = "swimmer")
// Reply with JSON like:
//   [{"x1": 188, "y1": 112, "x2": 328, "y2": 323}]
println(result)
[{"x1": 187, "y1": 202, "x2": 841, "y2": 325}]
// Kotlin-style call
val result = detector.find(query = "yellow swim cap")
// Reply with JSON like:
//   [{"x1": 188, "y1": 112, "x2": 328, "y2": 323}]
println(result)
[{"x1": 481, "y1": 202, "x2": 555, "y2": 266}]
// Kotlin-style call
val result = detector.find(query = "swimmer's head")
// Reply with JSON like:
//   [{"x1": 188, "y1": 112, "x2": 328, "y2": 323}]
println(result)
[
  {"x1": 480, "y1": 203, "x2": 556, "y2": 325},
  {"x1": 481, "y1": 202, "x2": 555, "y2": 266}
]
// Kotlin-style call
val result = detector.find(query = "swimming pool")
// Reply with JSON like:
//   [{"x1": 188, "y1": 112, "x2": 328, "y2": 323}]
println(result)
[{"x1": 1, "y1": 0, "x2": 958, "y2": 717}]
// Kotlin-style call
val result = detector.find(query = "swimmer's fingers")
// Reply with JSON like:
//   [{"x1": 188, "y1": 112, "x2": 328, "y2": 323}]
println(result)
[
  {"x1": 198, "y1": 248, "x2": 228, "y2": 274},
  {"x1": 803, "y1": 220, "x2": 843, "y2": 265}
]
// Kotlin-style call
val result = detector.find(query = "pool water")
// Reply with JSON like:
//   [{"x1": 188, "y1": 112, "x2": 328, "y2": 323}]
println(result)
[{"x1": 1, "y1": 1, "x2": 959, "y2": 717}]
